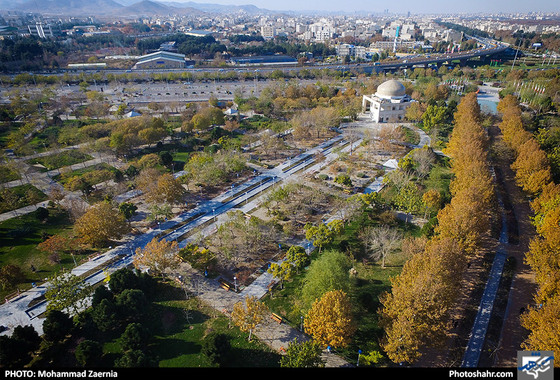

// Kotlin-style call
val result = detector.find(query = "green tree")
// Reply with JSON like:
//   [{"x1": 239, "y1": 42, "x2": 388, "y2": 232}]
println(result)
[
  {"x1": 201, "y1": 332, "x2": 231, "y2": 367},
  {"x1": 177, "y1": 243, "x2": 216, "y2": 271},
  {"x1": 119, "y1": 323, "x2": 151, "y2": 351},
  {"x1": 393, "y1": 182, "x2": 423, "y2": 215},
  {"x1": 0, "y1": 264, "x2": 24, "y2": 291},
  {"x1": 108, "y1": 268, "x2": 147, "y2": 295},
  {"x1": 304, "y1": 223, "x2": 334, "y2": 254},
  {"x1": 422, "y1": 104, "x2": 447, "y2": 131},
  {"x1": 280, "y1": 339, "x2": 325, "y2": 368},
  {"x1": 299, "y1": 249, "x2": 352, "y2": 313},
  {"x1": 284, "y1": 245, "x2": 309, "y2": 274},
  {"x1": 44, "y1": 272, "x2": 93, "y2": 315},
  {"x1": 0, "y1": 325, "x2": 40, "y2": 367},
  {"x1": 114, "y1": 350, "x2": 157, "y2": 367},
  {"x1": 75, "y1": 340, "x2": 103, "y2": 367},
  {"x1": 42, "y1": 310, "x2": 73, "y2": 343},
  {"x1": 334, "y1": 174, "x2": 352, "y2": 187},
  {"x1": 91, "y1": 298, "x2": 119, "y2": 333},
  {"x1": 268, "y1": 261, "x2": 295, "y2": 289},
  {"x1": 119, "y1": 202, "x2": 138, "y2": 221},
  {"x1": 116, "y1": 289, "x2": 149, "y2": 322}
]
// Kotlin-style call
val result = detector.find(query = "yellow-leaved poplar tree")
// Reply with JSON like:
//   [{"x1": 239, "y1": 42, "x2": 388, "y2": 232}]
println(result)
[
  {"x1": 304, "y1": 289, "x2": 355, "y2": 349},
  {"x1": 74, "y1": 201, "x2": 129, "y2": 247},
  {"x1": 231, "y1": 295, "x2": 269, "y2": 342},
  {"x1": 380, "y1": 237, "x2": 465, "y2": 364},
  {"x1": 133, "y1": 237, "x2": 179, "y2": 278}
]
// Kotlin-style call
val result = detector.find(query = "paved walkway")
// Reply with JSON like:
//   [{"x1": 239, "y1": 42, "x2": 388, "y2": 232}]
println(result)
[
  {"x1": 0, "y1": 134, "x2": 358, "y2": 367},
  {"x1": 1, "y1": 149, "x2": 123, "y2": 222},
  {"x1": 178, "y1": 263, "x2": 352, "y2": 367},
  {"x1": 461, "y1": 169, "x2": 510, "y2": 367}
]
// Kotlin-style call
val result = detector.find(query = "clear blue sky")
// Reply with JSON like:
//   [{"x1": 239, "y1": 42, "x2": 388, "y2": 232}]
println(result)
[{"x1": 178, "y1": 0, "x2": 560, "y2": 14}]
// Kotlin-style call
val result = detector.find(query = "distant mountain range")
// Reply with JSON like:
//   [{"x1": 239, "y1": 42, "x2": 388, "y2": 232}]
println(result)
[
  {"x1": 0, "y1": 0, "x2": 273, "y2": 16},
  {"x1": 161, "y1": 1, "x2": 264, "y2": 14}
]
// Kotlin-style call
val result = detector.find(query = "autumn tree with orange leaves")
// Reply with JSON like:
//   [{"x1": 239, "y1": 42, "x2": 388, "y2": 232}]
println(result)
[
  {"x1": 497, "y1": 95, "x2": 560, "y2": 362},
  {"x1": 437, "y1": 92, "x2": 495, "y2": 256},
  {"x1": 133, "y1": 237, "x2": 180, "y2": 278},
  {"x1": 304, "y1": 289, "x2": 355, "y2": 349},
  {"x1": 380, "y1": 92, "x2": 495, "y2": 364}
]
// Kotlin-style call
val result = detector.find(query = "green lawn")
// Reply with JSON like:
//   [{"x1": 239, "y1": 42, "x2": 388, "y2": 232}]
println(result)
[
  {"x1": 0, "y1": 165, "x2": 20, "y2": 184},
  {"x1": 0, "y1": 206, "x2": 76, "y2": 300},
  {"x1": 171, "y1": 151, "x2": 191, "y2": 164},
  {"x1": 27, "y1": 150, "x2": 93, "y2": 171},
  {"x1": 153, "y1": 298, "x2": 281, "y2": 367},
  {"x1": 53, "y1": 163, "x2": 116, "y2": 186},
  {"x1": 0, "y1": 184, "x2": 47, "y2": 213},
  {"x1": 99, "y1": 283, "x2": 282, "y2": 368}
]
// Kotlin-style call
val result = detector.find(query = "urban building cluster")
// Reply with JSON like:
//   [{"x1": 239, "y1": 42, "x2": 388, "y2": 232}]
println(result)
[
  {"x1": 3, "y1": 10, "x2": 558, "y2": 44},
  {"x1": 440, "y1": 13, "x2": 560, "y2": 34},
  {"x1": 0, "y1": 8, "x2": 559, "y2": 69}
]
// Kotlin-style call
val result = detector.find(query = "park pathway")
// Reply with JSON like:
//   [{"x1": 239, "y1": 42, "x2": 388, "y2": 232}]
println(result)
[
  {"x1": 0, "y1": 133, "x2": 359, "y2": 367},
  {"x1": 176, "y1": 262, "x2": 352, "y2": 367},
  {"x1": 0, "y1": 149, "x2": 123, "y2": 222}
]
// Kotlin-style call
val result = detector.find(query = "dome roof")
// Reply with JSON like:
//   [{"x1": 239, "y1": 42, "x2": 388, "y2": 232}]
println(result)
[{"x1": 376, "y1": 79, "x2": 406, "y2": 98}]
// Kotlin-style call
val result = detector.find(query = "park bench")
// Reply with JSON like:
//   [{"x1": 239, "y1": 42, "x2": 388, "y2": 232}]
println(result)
[
  {"x1": 219, "y1": 280, "x2": 231, "y2": 291},
  {"x1": 271, "y1": 313, "x2": 283, "y2": 324}
]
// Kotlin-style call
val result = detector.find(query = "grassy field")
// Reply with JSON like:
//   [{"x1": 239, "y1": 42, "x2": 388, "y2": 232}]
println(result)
[
  {"x1": 27, "y1": 150, "x2": 93, "y2": 171},
  {"x1": 0, "y1": 165, "x2": 20, "y2": 183},
  {"x1": 0, "y1": 184, "x2": 47, "y2": 213},
  {"x1": 77, "y1": 281, "x2": 282, "y2": 368},
  {"x1": 151, "y1": 294, "x2": 281, "y2": 367},
  {"x1": 0, "y1": 206, "x2": 79, "y2": 300}
]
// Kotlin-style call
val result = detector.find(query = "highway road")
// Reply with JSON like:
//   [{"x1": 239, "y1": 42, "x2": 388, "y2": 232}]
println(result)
[{"x1": 6, "y1": 35, "x2": 509, "y2": 82}]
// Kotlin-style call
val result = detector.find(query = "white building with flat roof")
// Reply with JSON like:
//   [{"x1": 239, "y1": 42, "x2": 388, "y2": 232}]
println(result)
[{"x1": 260, "y1": 25, "x2": 276, "y2": 39}]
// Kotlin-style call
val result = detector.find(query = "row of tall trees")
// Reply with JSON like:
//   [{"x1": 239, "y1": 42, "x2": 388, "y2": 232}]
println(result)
[
  {"x1": 437, "y1": 93, "x2": 496, "y2": 255},
  {"x1": 498, "y1": 95, "x2": 553, "y2": 196},
  {"x1": 380, "y1": 92, "x2": 495, "y2": 364},
  {"x1": 497, "y1": 95, "x2": 560, "y2": 358}
]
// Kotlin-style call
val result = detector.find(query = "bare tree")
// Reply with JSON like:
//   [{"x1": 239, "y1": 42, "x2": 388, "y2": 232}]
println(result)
[
  {"x1": 385, "y1": 168, "x2": 414, "y2": 191},
  {"x1": 412, "y1": 147, "x2": 436, "y2": 178},
  {"x1": 376, "y1": 124, "x2": 404, "y2": 153},
  {"x1": 360, "y1": 225, "x2": 402, "y2": 268}
]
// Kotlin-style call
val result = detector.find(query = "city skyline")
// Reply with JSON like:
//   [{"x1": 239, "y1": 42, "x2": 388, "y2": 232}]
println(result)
[{"x1": 168, "y1": 0, "x2": 560, "y2": 14}]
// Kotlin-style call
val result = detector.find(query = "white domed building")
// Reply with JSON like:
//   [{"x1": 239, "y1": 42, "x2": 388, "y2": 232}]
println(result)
[{"x1": 362, "y1": 79, "x2": 413, "y2": 123}]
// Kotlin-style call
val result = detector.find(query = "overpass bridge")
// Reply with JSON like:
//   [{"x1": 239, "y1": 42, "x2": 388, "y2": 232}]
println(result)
[
  {"x1": 363, "y1": 44, "x2": 510, "y2": 74},
  {"x1": 54, "y1": 39, "x2": 509, "y2": 78}
]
